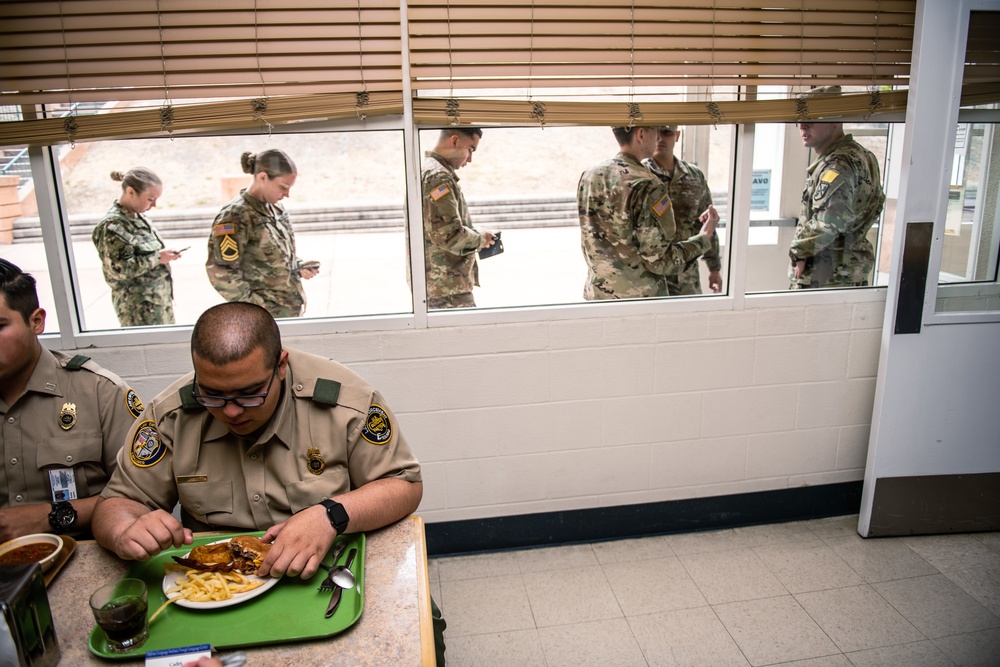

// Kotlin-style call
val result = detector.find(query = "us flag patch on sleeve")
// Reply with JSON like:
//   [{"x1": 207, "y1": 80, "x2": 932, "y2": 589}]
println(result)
[
  {"x1": 652, "y1": 195, "x2": 672, "y2": 217},
  {"x1": 430, "y1": 184, "x2": 451, "y2": 201},
  {"x1": 213, "y1": 222, "x2": 235, "y2": 236}
]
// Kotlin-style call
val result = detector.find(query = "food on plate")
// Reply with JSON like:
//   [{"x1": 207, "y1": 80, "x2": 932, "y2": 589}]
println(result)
[
  {"x1": 172, "y1": 535, "x2": 271, "y2": 574},
  {"x1": 149, "y1": 566, "x2": 265, "y2": 621}
]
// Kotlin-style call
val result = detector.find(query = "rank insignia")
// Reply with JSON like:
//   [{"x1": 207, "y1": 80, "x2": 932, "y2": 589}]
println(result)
[
  {"x1": 125, "y1": 388, "x2": 145, "y2": 419},
  {"x1": 820, "y1": 169, "x2": 840, "y2": 183},
  {"x1": 59, "y1": 403, "x2": 77, "y2": 430},
  {"x1": 430, "y1": 184, "x2": 451, "y2": 201},
  {"x1": 219, "y1": 234, "x2": 240, "y2": 262},
  {"x1": 652, "y1": 194, "x2": 672, "y2": 217},
  {"x1": 306, "y1": 447, "x2": 325, "y2": 475},
  {"x1": 130, "y1": 419, "x2": 166, "y2": 467},
  {"x1": 361, "y1": 404, "x2": 392, "y2": 445}
]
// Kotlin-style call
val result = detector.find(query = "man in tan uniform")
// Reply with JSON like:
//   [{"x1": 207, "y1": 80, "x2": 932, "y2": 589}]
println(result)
[{"x1": 0, "y1": 258, "x2": 143, "y2": 541}]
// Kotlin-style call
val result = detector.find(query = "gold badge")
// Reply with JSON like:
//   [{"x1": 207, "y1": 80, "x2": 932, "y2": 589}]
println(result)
[
  {"x1": 59, "y1": 403, "x2": 77, "y2": 430},
  {"x1": 306, "y1": 447, "x2": 325, "y2": 475}
]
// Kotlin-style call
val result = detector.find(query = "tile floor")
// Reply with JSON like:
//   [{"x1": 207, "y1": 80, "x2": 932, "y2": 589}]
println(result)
[{"x1": 429, "y1": 515, "x2": 1000, "y2": 666}]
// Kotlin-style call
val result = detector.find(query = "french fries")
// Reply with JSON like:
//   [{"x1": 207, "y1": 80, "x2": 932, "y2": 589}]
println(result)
[{"x1": 149, "y1": 563, "x2": 266, "y2": 622}]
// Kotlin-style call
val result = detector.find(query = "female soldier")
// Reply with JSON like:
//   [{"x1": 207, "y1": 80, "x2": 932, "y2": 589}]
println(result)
[
  {"x1": 205, "y1": 149, "x2": 319, "y2": 318},
  {"x1": 92, "y1": 167, "x2": 180, "y2": 326}
]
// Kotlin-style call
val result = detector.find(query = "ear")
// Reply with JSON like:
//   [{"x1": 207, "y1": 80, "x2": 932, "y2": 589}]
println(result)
[
  {"x1": 29, "y1": 307, "x2": 46, "y2": 335},
  {"x1": 276, "y1": 349, "x2": 290, "y2": 381}
]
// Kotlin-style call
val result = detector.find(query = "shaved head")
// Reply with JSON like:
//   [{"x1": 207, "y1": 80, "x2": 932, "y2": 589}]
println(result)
[{"x1": 191, "y1": 302, "x2": 281, "y2": 367}]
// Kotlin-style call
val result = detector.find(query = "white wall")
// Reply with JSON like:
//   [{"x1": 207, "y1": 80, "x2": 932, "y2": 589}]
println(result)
[{"x1": 82, "y1": 300, "x2": 885, "y2": 524}]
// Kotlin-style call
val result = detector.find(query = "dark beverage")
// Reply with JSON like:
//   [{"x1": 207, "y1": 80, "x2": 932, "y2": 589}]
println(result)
[
  {"x1": 95, "y1": 595, "x2": 147, "y2": 642},
  {"x1": 89, "y1": 578, "x2": 149, "y2": 653}
]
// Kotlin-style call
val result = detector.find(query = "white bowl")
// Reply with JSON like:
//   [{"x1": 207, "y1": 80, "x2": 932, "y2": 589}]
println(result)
[{"x1": 0, "y1": 533, "x2": 64, "y2": 572}]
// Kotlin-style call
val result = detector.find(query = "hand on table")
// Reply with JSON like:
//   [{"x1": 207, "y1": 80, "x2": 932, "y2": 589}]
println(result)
[
  {"x1": 112, "y1": 509, "x2": 192, "y2": 561},
  {"x1": 257, "y1": 505, "x2": 334, "y2": 579}
]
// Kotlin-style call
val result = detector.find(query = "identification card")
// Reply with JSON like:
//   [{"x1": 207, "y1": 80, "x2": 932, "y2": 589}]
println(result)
[
  {"x1": 145, "y1": 644, "x2": 212, "y2": 667},
  {"x1": 48, "y1": 468, "x2": 78, "y2": 502}
]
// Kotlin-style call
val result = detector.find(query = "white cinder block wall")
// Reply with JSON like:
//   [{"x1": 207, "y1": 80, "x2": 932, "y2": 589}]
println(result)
[{"x1": 82, "y1": 300, "x2": 886, "y2": 525}]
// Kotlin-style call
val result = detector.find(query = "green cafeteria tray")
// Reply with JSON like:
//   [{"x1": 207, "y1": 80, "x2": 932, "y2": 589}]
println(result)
[{"x1": 87, "y1": 531, "x2": 365, "y2": 659}]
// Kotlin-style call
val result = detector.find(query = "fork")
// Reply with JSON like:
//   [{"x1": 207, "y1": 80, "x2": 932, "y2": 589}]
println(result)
[{"x1": 318, "y1": 540, "x2": 348, "y2": 592}]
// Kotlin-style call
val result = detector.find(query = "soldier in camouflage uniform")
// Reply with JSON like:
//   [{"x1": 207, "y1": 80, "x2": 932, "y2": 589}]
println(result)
[
  {"x1": 644, "y1": 126, "x2": 723, "y2": 295},
  {"x1": 790, "y1": 87, "x2": 886, "y2": 288},
  {"x1": 419, "y1": 127, "x2": 497, "y2": 309},
  {"x1": 577, "y1": 126, "x2": 717, "y2": 300},
  {"x1": 206, "y1": 150, "x2": 319, "y2": 319},
  {"x1": 92, "y1": 168, "x2": 181, "y2": 326}
]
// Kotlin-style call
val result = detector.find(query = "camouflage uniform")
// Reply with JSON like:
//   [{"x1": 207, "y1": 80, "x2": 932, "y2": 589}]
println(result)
[
  {"x1": 644, "y1": 157, "x2": 722, "y2": 295},
  {"x1": 789, "y1": 134, "x2": 885, "y2": 288},
  {"x1": 420, "y1": 151, "x2": 488, "y2": 308},
  {"x1": 92, "y1": 200, "x2": 174, "y2": 326},
  {"x1": 577, "y1": 152, "x2": 712, "y2": 300},
  {"x1": 206, "y1": 189, "x2": 306, "y2": 318}
]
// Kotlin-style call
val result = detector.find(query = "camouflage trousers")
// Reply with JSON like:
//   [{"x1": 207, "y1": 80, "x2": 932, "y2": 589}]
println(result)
[
  {"x1": 427, "y1": 292, "x2": 476, "y2": 309},
  {"x1": 114, "y1": 299, "x2": 175, "y2": 327},
  {"x1": 665, "y1": 268, "x2": 703, "y2": 296}
]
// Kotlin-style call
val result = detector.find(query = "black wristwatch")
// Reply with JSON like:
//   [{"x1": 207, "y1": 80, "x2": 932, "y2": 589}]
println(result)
[
  {"x1": 319, "y1": 498, "x2": 350, "y2": 535},
  {"x1": 48, "y1": 501, "x2": 77, "y2": 534}
]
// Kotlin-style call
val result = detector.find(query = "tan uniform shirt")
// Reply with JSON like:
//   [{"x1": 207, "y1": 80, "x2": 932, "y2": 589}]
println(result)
[
  {"x1": 102, "y1": 348, "x2": 422, "y2": 531},
  {"x1": 1, "y1": 348, "x2": 142, "y2": 509}
]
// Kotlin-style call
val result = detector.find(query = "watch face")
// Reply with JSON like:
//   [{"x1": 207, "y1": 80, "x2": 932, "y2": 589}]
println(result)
[{"x1": 50, "y1": 503, "x2": 76, "y2": 531}]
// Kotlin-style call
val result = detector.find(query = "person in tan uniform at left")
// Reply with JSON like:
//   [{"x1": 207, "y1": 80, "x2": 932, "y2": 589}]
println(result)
[{"x1": 0, "y1": 258, "x2": 144, "y2": 541}]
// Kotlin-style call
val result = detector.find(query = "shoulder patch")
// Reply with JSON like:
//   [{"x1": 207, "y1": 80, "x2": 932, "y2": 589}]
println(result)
[
  {"x1": 361, "y1": 404, "x2": 392, "y2": 445},
  {"x1": 125, "y1": 388, "x2": 144, "y2": 419},
  {"x1": 652, "y1": 194, "x2": 672, "y2": 217},
  {"x1": 820, "y1": 169, "x2": 840, "y2": 183},
  {"x1": 429, "y1": 183, "x2": 451, "y2": 201},
  {"x1": 65, "y1": 354, "x2": 91, "y2": 371},
  {"x1": 312, "y1": 378, "x2": 342, "y2": 406},
  {"x1": 130, "y1": 419, "x2": 166, "y2": 468},
  {"x1": 218, "y1": 234, "x2": 239, "y2": 262},
  {"x1": 213, "y1": 222, "x2": 235, "y2": 236}
]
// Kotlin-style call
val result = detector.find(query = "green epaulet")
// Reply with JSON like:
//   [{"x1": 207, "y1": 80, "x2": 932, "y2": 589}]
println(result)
[
  {"x1": 312, "y1": 378, "x2": 341, "y2": 406},
  {"x1": 179, "y1": 383, "x2": 201, "y2": 409},
  {"x1": 65, "y1": 354, "x2": 91, "y2": 371}
]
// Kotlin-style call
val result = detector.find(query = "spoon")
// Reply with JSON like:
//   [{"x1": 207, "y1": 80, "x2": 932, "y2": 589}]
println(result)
[{"x1": 329, "y1": 549, "x2": 357, "y2": 589}]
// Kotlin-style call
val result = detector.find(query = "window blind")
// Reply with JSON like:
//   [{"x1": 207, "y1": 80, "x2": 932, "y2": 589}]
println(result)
[{"x1": 0, "y1": 0, "x2": 402, "y2": 104}]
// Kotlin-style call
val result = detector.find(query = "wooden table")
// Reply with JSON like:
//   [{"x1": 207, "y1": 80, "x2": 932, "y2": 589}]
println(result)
[{"x1": 46, "y1": 516, "x2": 435, "y2": 666}]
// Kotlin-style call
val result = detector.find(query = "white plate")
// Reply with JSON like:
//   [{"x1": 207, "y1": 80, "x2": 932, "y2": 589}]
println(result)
[{"x1": 162, "y1": 539, "x2": 278, "y2": 609}]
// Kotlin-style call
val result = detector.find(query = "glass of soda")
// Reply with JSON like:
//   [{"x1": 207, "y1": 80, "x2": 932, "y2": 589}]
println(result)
[{"x1": 89, "y1": 578, "x2": 149, "y2": 653}]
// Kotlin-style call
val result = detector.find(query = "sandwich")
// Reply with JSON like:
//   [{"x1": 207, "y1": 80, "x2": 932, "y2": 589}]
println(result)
[{"x1": 172, "y1": 535, "x2": 271, "y2": 575}]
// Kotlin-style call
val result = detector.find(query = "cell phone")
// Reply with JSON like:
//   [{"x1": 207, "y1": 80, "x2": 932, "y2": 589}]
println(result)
[
  {"x1": 176, "y1": 246, "x2": 191, "y2": 253},
  {"x1": 300, "y1": 261, "x2": 321, "y2": 271}
]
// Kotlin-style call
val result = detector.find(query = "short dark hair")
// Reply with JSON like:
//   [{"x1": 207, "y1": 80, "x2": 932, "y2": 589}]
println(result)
[
  {"x1": 191, "y1": 302, "x2": 282, "y2": 368},
  {"x1": 0, "y1": 258, "x2": 40, "y2": 324},
  {"x1": 439, "y1": 127, "x2": 483, "y2": 141},
  {"x1": 612, "y1": 126, "x2": 639, "y2": 145}
]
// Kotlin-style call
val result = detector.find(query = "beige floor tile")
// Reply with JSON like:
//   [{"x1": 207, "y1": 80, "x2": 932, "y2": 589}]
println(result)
[
  {"x1": 931, "y1": 627, "x2": 1000, "y2": 667},
  {"x1": 974, "y1": 532, "x2": 1000, "y2": 553},
  {"x1": 537, "y1": 618, "x2": 648, "y2": 667},
  {"x1": 515, "y1": 543, "x2": 599, "y2": 573},
  {"x1": 523, "y1": 565, "x2": 623, "y2": 627},
  {"x1": 734, "y1": 520, "x2": 823, "y2": 548},
  {"x1": 628, "y1": 607, "x2": 751, "y2": 667},
  {"x1": 825, "y1": 535, "x2": 939, "y2": 583},
  {"x1": 901, "y1": 535, "x2": 1000, "y2": 572},
  {"x1": 945, "y1": 566, "x2": 1000, "y2": 617},
  {"x1": 772, "y1": 656, "x2": 852, "y2": 666},
  {"x1": 753, "y1": 542, "x2": 864, "y2": 594},
  {"x1": 445, "y1": 629, "x2": 547, "y2": 667},
  {"x1": 873, "y1": 574, "x2": 1000, "y2": 639},
  {"x1": 679, "y1": 548, "x2": 788, "y2": 604},
  {"x1": 666, "y1": 528, "x2": 749, "y2": 556},
  {"x1": 795, "y1": 584, "x2": 924, "y2": 652},
  {"x1": 592, "y1": 535, "x2": 675, "y2": 564},
  {"x1": 427, "y1": 557, "x2": 440, "y2": 583},
  {"x1": 435, "y1": 551, "x2": 522, "y2": 581},
  {"x1": 439, "y1": 574, "x2": 536, "y2": 637},
  {"x1": 714, "y1": 595, "x2": 839, "y2": 666},
  {"x1": 844, "y1": 640, "x2": 955, "y2": 667},
  {"x1": 804, "y1": 515, "x2": 861, "y2": 540},
  {"x1": 430, "y1": 578, "x2": 441, "y2": 606},
  {"x1": 603, "y1": 556, "x2": 708, "y2": 616}
]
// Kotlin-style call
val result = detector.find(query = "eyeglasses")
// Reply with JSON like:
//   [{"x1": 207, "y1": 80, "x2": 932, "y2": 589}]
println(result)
[{"x1": 191, "y1": 363, "x2": 278, "y2": 408}]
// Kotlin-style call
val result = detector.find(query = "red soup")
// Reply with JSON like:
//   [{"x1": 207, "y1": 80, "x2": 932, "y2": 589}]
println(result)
[{"x1": 0, "y1": 543, "x2": 58, "y2": 566}]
